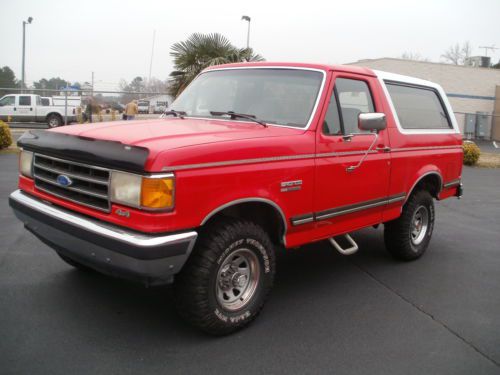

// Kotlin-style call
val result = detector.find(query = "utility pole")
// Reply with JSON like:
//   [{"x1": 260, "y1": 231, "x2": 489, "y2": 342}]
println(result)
[
  {"x1": 479, "y1": 45, "x2": 499, "y2": 57},
  {"x1": 149, "y1": 29, "x2": 156, "y2": 82},
  {"x1": 241, "y1": 15, "x2": 251, "y2": 49},
  {"x1": 91, "y1": 71, "x2": 94, "y2": 95},
  {"x1": 21, "y1": 16, "x2": 33, "y2": 90}
]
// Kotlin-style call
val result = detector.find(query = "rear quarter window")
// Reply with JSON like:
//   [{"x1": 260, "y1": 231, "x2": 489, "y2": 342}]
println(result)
[{"x1": 385, "y1": 82, "x2": 451, "y2": 130}]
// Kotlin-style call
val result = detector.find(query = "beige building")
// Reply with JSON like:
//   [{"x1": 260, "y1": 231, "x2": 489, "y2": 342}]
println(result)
[{"x1": 347, "y1": 58, "x2": 500, "y2": 140}]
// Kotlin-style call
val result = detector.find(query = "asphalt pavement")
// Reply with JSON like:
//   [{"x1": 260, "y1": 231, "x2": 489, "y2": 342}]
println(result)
[{"x1": 0, "y1": 154, "x2": 499, "y2": 375}]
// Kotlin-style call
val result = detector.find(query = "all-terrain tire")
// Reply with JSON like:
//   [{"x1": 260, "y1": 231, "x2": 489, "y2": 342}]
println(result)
[
  {"x1": 384, "y1": 190, "x2": 435, "y2": 261},
  {"x1": 174, "y1": 218, "x2": 276, "y2": 335},
  {"x1": 47, "y1": 114, "x2": 62, "y2": 128}
]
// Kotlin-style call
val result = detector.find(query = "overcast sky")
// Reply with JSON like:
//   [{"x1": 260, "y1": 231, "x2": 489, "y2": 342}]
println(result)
[{"x1": 1, "y1": 0, "x2": 499, "y2": 91}]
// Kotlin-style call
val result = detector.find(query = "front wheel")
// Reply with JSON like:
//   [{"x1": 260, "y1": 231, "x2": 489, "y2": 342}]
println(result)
[
  {"x1": 384, "y1": 190, "x2": 435, "y2": 261},
  {"x1": 174, "y1": 219, "x2": 276, "y2": 335},
  {"x1": 47, "y1": 114, "x2": 62, "y2": 128}
]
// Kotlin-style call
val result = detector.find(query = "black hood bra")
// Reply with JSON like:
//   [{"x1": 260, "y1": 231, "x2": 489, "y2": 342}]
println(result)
[{"x1": 18, "y1": 130, "x2": 149, "y2": 173}]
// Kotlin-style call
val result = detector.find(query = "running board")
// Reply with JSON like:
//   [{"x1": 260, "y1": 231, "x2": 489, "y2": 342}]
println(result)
[{"x1": 329, "y1": 234, "x2": 359, "y2": 255}]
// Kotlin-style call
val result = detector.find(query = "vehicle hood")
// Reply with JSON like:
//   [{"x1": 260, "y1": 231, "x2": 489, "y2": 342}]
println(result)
[
  {"x1": 47, "y1": 118, "x2": 310, "y2": 172},
  {"x1": 51, "y1": 118, "x2": 303, "y2": 151}
]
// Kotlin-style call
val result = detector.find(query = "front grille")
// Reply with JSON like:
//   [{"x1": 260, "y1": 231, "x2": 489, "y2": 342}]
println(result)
[{"x1": 33, "y1": 154, "x2": 111, "y2": 212}]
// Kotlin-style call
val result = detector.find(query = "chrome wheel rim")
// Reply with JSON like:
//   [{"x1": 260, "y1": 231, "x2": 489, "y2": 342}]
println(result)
[
  {"x1": 48, "y1": 118, "x2": 58, "y2": 127},
  {"x1": 216, "y1": 248, "x2": 260, "y2": 311},
  {"x1": 410, "y1": 205, "x2": 429, "y2": 246}
]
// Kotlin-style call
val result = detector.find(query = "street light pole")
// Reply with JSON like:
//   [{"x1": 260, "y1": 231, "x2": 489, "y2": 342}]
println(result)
[
  {"x1": 21, "y1": 17, "x2": 33, "y2": 90},
  {"x1": 241, "y1": 15, "x2": 251, "y2": 49}
]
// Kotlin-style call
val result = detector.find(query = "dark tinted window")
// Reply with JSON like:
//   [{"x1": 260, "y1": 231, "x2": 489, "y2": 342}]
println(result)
[
  {"x1": 323, "y1": 90, "x2": 342, "y2": 135},
  {"x1": 19, "y1": 96, "x2": 31, "y2": 106},
  {"x1": 386, "y1": 83, "x2": 451, "y2": 129},
  {"x1": 336, "y1": 78, "x2": 375, "y2": 134},
  {"x1": 41, "y1": 98, "x2": 50, "y2": 106}
]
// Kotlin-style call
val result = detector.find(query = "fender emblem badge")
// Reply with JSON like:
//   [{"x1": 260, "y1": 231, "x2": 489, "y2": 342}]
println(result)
[{"x1": 115, "y1": 208, "x2": 130, "y2": 218}]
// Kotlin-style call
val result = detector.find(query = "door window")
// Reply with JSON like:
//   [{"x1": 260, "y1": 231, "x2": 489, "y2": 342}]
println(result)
[
  {"x1": 0, "y1": 96, "x2": 15, "y2": 106},
  {"x1": 323, "y1": 78, "x2": 375, "y2": 136},
  {"x1": 19, "y1": 96, "x2": 31, "y2": 106}
]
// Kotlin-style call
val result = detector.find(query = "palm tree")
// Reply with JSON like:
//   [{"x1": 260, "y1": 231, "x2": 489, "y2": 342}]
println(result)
[{"x1": 168, "y1": 33, "x2": 264, "y2": 97}]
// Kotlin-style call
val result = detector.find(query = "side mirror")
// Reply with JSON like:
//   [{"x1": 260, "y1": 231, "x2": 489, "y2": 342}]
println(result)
[{"x1": 358, "y1": 113, "x2": 386, "y2": 132}]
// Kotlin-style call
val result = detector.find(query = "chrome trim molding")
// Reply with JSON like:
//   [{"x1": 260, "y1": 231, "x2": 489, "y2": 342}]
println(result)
[
  {"x1": 162, "y1": 150, "x2": 383, "y2": 172},
  {"x1": 443, "y1": 179, "x2": 461, "y2": 188},
  {"x1": 390, "y1": 145, "x2": 462, "y2": 153},
  {"x1": 315, "y1": 194, "x2": 406, "y2": 221},
  {"x1": 290, "y1": 214, "x2": 314, "y2": 226},
  {"x1": 163, "y1": 154, "x2": 316, "y2": 172},
  {"x1": 200, "y1": 197, "x2": 288, "y2": 245},
  {"x1": 292, "y1": 193, "x2": 406, "y2": 225},
  {"x1": 161, "y1": 146, "x2": 460, "y2": 172},
  {"x1": 10, "y1": 190, "x2": 197, "y2": 248}
]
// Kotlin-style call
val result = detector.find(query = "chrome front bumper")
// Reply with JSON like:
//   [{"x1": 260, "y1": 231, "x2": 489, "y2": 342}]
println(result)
[{"x1": 9, "y1": 190, "x2": 197, "y2": 285}]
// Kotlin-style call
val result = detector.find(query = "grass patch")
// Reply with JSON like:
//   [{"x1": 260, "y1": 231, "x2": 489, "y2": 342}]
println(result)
[{"x1": 477, "y1": 152, "x2": 500, "y2": 168}]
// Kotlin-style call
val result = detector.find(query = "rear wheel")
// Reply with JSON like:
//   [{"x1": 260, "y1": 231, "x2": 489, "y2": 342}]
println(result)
[
  {"x1": 174, "y1": 219, "x2": 276, "y2": 335},
  {"x1": 47, "y1": 114, "x2": 62, "y2": 128},
  {"x1": 384, "y1": 190, "x2": 435, "y2": 261}
]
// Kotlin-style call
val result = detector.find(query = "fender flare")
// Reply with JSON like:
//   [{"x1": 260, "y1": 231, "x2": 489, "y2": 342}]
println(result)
[
  {"x1": 404, "y1": 169, "x2": 443, "y2": 204},
  {"x1": 200, "y1": 197, "x2": 288, "y2": 244}
]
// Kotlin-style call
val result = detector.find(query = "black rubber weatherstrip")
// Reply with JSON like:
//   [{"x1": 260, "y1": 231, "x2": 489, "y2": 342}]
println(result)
[
  {"x1": 9, "y1": 197, "x2": 190, "y2": 260},
  {"x1": 18, "y1": 130, "x2": 149, "y2": 173}
]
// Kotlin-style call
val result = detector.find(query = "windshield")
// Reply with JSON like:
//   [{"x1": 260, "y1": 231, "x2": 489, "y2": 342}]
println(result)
[
  {"x1": 171, "y1": 68, "x2": 324, "y2": 128},
  {"x1": 138, "y1": 101, "x2": 149, "y2": 106}
]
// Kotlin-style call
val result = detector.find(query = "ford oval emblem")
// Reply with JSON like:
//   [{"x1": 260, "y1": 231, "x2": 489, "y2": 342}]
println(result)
[{"x1": 56, "y1": 174, "x2": 73, "y2": 187}]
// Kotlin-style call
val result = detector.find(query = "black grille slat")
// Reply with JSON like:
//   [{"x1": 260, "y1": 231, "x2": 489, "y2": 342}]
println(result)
[{"x1": 33, "y1": 154, "x2": 111, "y2": 212}]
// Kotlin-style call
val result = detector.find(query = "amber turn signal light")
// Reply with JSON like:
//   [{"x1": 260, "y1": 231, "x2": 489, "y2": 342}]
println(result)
[{"x1": 140, "y1": 177, "x2": 174, "y2": 209}]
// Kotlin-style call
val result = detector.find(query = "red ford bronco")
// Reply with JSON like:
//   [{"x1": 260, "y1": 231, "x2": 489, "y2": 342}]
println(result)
[{"x1": 10, "y1": 62, "x2": 463, "y2": 335}]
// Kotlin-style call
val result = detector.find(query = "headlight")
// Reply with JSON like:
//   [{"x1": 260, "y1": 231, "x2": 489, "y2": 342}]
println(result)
[
  {"x1": 110, "y1": 171, "x2": 175, "y2": 210},
  {"x1": 19, "y1": 150, "x2": 33, "y2": 178}
]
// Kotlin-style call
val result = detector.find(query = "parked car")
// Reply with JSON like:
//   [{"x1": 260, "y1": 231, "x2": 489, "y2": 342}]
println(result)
[
  {"x1": 137, "y1": 100, "x2": 150, "y2": 114},
  {"x1": 153, "y1": 101, "x2": 168, "y2": 114},
  {"x1": 9, "y1": 62, "x2": 463, "y2": 335},
  {"x1": 0, "y1": 94, "x2": 77, "y2": 127}
]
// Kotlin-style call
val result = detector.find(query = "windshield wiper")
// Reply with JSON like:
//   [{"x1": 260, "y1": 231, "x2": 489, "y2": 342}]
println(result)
[
  {"x1": 210, "y1": 111, "x2": 267, "y2": 127},
  {"x1": 163, "y1": 109, "x2": 186, "y2": 119}
]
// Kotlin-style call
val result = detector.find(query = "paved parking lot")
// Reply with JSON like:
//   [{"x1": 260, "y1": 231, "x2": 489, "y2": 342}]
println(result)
[{"x1": 0, "y1": 153, "x2": 499, "y2": 375}]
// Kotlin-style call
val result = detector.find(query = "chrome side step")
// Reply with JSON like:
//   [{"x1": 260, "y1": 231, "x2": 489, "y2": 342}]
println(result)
[{"x1": 329, "y1": 234, "x2": 359, "y2": 255}]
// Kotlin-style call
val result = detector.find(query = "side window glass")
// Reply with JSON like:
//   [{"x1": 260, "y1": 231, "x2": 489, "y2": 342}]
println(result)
[
  {"x1": 19, "y1": 96, "x2": 31, "y2": 106},
  {"x1": 0, "y1": 96, "x2": 15, "y2": 106},
  {"x1": 336, "y1": 78, "x2": 375, "y2": 134},
  {"x1": 322, "y1": 90, "x2": 342, "y2": 135},
  {"x1": 385, "y1": 83, "x2": 451, "y2": 129}
]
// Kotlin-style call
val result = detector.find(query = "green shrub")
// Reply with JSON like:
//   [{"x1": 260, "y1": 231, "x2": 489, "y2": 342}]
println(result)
[
  {"x1": 463, "y1": 141, "x2": 480, "y2": 166},
  {"x1": 0, "y1": 121, "x2": 13, "y2": 150}
]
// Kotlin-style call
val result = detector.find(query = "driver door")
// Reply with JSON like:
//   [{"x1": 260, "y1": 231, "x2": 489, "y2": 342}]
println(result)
[
  {"x1": 313, "y1": 74, "x2": 392, "y2": 238},
  {"x1": 0, "y1": 95, "x2": 16, "y2": 121}
]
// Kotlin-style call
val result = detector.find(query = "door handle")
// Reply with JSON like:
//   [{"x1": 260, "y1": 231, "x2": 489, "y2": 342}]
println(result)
[
  {"x1": 13, "y1": 107, "x2": 16, "y2": 111},
  {"x1": 30, "y1": 107, "x2": 33, "y2": 111},
  {"x1": 376, "y1": 146, "x2": 391, "y2": 152}
]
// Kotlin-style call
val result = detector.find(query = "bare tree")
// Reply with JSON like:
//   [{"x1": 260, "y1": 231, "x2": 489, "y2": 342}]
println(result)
[
  {"x1": 441, "y1": 42, "x2": 472, "y2": 65},
  {"x1": 400, "y1": 52, "x2": 429, "y2": 62}
]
